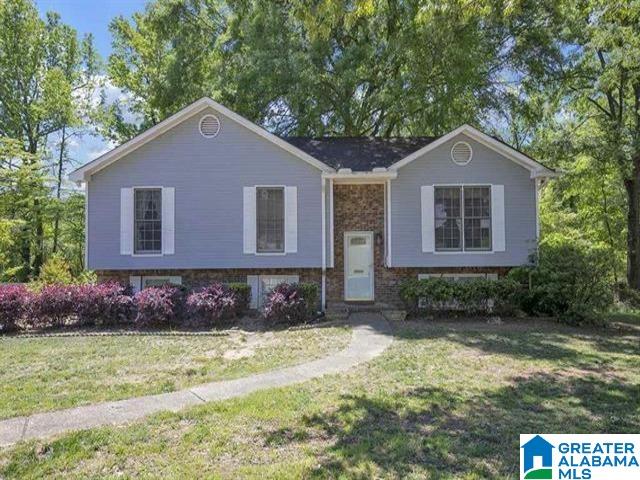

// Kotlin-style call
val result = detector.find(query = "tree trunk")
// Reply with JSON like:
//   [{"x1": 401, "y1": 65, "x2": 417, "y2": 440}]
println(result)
[
  {"x1": 625, "y1": 155, "x2": 640, "y2": 288},
  {"x1": 27, "y1": 139, "x2": 44, "y2": 278},
  {"x1": 52, "y1": 126, "x2": 67, "y2": 254}
]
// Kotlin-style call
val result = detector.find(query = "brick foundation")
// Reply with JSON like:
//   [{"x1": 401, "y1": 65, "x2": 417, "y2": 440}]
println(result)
[{"x1": 97, "y1": 268, "x2": 322, "y2": 291}]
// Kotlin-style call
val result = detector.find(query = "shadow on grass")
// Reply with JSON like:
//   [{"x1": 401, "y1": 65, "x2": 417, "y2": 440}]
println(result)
[
  {"x1": 394, "y1": 318, "x2": 640, "y2": 367},
  {"x1": 298, "y1": 373, "x2": 640, "y2": 479},
  {"x1": 257, "y1": 319, "x2": 640, "y2": 478}
]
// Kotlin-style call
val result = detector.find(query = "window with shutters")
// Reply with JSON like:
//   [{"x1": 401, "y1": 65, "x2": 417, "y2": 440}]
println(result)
[
  {"x1": 256, "y1": 187, "x2": 284, "y2": 253},
  {"x1": 134, "y1": 188, "x2": 162, "y2": 254},
  {"x1": 434, "y1": 186, "x2": 491, "y2": 252}
]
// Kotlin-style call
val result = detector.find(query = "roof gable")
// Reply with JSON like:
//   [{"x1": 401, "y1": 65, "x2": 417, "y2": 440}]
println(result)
[
  {"x1": 388, "y1": 125, "x2": 556, "y2": 178},
  {"x1": 69, "y1": 97, "x2": 334, "y2": 182}
]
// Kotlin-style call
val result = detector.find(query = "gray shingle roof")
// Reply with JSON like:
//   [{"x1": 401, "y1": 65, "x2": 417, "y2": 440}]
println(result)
[{"x1": 283, "y1": 136, "x2": 437, "y2": 171}]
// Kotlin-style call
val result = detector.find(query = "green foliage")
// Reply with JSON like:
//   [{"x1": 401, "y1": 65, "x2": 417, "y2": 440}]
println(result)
[
  {"x1": 38, "y1": 255, "x2": 73, "y2": 285},
  {"x1": 616, "y1": 282, "x2": 640, "y2": 310},
  {"x1": 0, "y1": 0, "x2": 99, "y2": 280},
  {"x1": 510, "y1": 235, "x2": 614, "y2": 325},
  {"x1": 399, "y1": 278, "x2": 521, "y2": 317},
  {"x1": 105, "y1": 0, "x2": 518, "y2": 140},
  {"x1": 298, "y1": 282, "x2": 319, "y2": 315},
  {"x1": 507, "y1": 0, "x2": 640, "y2": 287},
  {"x1": 228, "y1": 282, "x2": 251, "y2": 314},
  {"x1": 77, "y1": 270, "x2": 97, "y2": 285}
]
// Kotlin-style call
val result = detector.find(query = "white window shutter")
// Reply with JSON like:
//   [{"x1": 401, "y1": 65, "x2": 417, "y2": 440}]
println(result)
[
  {"x1": 129, "y1": 276, "x2": 141, "y2": 294},
  {"x1": 421, "y1": 186, "x2": 435, "y2": 252},
  {"x1": 492, "y1": 185, "x2": 506, "y2": 252},
  {"x1": 247, "y1": 275, "x2": 259, "y2": 309},
  {"x1": 285, "y1": 186, "x2": 298, "y2": 253},
  {"x1": 243, "y1": 187, "x2": 256, "y2": 254},
  {"x1": 162, "y1": 187, "x2": 175, "y2": 255},
  {"x1": 120, "y1": 188, "x2": 133, "y2": 255}
]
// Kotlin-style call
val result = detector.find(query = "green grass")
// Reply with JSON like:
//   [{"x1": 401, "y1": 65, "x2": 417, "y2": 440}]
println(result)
[
  {"x1": 607, "y1": 310, "x2": 640, "y2": 327},
  {"x1": 0, "y1": 325, "x2": 350, "y2": 419},
  {"x1": 1, "y1": 318, "x2": 639, "y2": 479}
]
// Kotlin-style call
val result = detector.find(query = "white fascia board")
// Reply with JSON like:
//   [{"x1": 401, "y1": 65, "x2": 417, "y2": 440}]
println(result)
[
  {"x1": 322, "y1": 171, "x2": 398, "y2": 182},
  {"x1": 69, "y1": 97, "x2": 334, "y2": 182},
  {"x1": 388, "y1": 124, "x2": 557, "y2": 177}
]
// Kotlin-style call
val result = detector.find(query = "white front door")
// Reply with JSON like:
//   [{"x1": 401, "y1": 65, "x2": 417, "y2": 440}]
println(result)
[{"x1": 344, "y1": 231, "x2": 374, "y2": 301}]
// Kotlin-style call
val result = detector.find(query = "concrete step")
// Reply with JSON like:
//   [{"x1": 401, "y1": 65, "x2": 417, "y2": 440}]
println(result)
[{"x1": 325, "y1": 303, "x2": 407, "y2": 321}]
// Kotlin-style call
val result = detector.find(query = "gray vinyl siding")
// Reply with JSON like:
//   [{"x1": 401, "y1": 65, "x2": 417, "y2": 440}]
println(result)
[
  {"x1": 88, "y1": 107, "x2": 323, "y2": 270},
  {"x1": 390, "y1": 134, "x2": 537, "y2": 267}
]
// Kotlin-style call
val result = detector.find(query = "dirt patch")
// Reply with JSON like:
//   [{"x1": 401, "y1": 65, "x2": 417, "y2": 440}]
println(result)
[{"x1": 223, "y1": 347, "x2": 256, "y2": 360}]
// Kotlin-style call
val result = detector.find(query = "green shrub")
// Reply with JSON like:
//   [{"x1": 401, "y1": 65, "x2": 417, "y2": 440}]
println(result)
[
  {"x1": 228, "y1": 283, "x2": 251, "y2": 315},
  {"x1": 298, "y1": 282, "x2": 319, "y2": 315},
  {"x1": 616, "y1": 282, "x2": 640, "y2": 309},
  {"x1": 399, "y1": 277, "x2": 521, "y2": 317},
  {"x1": 38, "y1": 255, "x2": 73, "y2": 285},
  {"x1": 509, "y1": 235, "x2": 614, "y2": 325}
]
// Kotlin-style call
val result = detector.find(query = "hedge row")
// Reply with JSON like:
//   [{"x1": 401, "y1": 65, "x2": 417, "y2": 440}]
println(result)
[
  {"x1": 399, "y1": 277, "x2": 522, "y2": 316},
  {"x1": 0, "y1": 281, "x2": 319, "y2": 333}
]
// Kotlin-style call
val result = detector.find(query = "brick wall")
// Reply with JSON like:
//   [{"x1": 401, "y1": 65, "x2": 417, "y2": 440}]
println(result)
[
  {"x1": 96, "y1": 268, "x2": 322, "y2": 291},
  {"x1": 327, "y1": 184, "x2": 386, "y2": 305}
]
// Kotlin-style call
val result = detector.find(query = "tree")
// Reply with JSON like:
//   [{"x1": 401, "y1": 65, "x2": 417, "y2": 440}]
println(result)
[
  {"x1": 507, "y1": 1, "x2": 640, "y2": 287},
  {"x1": 106, "y1": 0, "x2": 520, "y2": 139},
  {"x1": 0, "y1": 0, "x2": 99, "y2": 278},
  {"x1": 0, "y1": 137, "x2": 47, "y2": 280}
]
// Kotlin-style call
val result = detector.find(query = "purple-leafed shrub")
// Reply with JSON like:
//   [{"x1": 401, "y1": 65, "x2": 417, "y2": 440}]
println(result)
[
  {"x1": 134, "y1": 285, "x2": 184, "y2": 327},
  {"x1": 30, "y1": 284, "x2": 79, "y2": 328},
  {"x1": 75, "y1": 282, "x2": 134, "y2": 326},
  {"x1": 0, "y1": 284, "x2": 33, "y2": 333},
  {"x1": 186, "y1": 283, "x2": 238, "y2": 326},
  {"x1": 263, "y1": 283, "x2": 308, "y2": 324}
]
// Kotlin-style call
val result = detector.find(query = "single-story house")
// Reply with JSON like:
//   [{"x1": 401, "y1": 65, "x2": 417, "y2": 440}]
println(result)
[{"x1": 69, "y1": 97, "x2": 556, "y2": 310}]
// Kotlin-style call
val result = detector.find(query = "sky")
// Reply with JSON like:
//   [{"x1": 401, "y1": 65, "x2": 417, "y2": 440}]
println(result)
[
  {"x1": 36, "y1": 0, "x2": 148, "y2": 169},
  {"x1": 36, "y1": 0, "x2": 147, "y2": 58}
]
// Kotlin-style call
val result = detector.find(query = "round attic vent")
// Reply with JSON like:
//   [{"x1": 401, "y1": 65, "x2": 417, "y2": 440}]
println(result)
[
  {"x1": 451, "y1": 141, "x2": 473, "y2": 165},
  {"x1": 199, "y1": 114, "x2": 221, "y2": 138}
]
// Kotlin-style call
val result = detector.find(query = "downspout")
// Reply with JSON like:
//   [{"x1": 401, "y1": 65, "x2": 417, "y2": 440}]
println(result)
[
  {"x1": 84, "y1": 179, "x2": 89, "y2": 270},
  {"x1": 329, "y1": 178, "x2": 334, "y2": 268},
  {"x1": 535, "y1": 178, "x2": 541, "y2": 265},
  {"x1": 386, "y1": 178, "x2": 392, "y2": 267},
  {"x1": 321, "y1": 176, "x2": 327, "y2": 311}
]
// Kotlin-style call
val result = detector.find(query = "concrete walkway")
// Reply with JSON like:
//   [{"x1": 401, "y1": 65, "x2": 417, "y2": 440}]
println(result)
[{"x1": 0, "y1": 313, "x2": 392, "y2": 447}]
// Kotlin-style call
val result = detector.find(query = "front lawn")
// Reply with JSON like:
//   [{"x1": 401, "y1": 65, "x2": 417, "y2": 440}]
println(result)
[
  {"x1": 0, "y1": 325, "x2": 350, "y2": 419},
  {"x1": 1, "y1": 318, "x2": 638, "y2": 479}
]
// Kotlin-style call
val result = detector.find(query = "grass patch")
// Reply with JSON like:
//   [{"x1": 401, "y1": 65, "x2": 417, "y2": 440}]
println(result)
[
  {"x1": 0, "y1": 325, "x2": 350, "y2": 419},
  {"x1": 1, "y1": 318, "x2": 638, "y2": 479}
]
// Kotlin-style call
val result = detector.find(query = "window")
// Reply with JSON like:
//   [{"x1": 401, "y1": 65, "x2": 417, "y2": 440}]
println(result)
[
  {"x1": 435, "y1": 186, "x2": 491, "y2": 252},
  {"x1": 435, "y1": 187, "x2": 462, "y2": 250},
  {"x1": 256, "y1": 187, "x2": 284, "y2": 253},
  {"x1": 463, "y1": 187, "x2": 491, "y2": 250},
  {"x1": 134, "y1": 188, "x2": 162, "y2": 254},
  {"x1": 248, "y1": 275, "x2": 299, "y2": 308},
  {"x1": 142, "y1": 276, "x2": 182, "y2": 288}
]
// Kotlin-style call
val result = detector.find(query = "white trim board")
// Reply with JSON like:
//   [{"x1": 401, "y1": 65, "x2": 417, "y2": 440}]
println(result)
[
  {"x1": 388, "y1": 124, "x2": 557, "y2": 178},
  {"x1": 70, "y1": 97, "x2": 335, "y2": 182}
]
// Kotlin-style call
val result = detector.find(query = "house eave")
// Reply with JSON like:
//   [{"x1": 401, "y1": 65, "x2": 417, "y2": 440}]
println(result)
[{"x1": 322, "y1": 170, "x2": 398, "y2": 184}]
